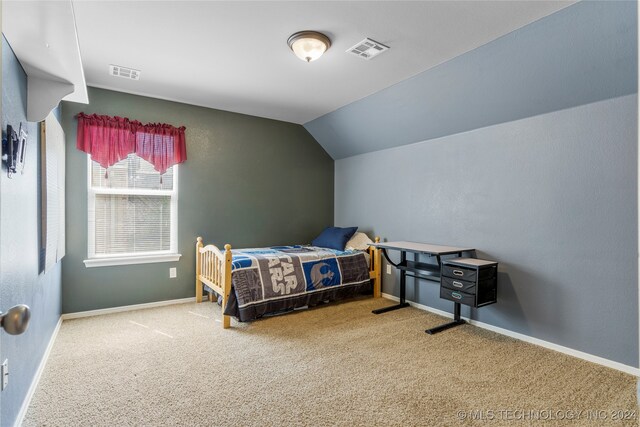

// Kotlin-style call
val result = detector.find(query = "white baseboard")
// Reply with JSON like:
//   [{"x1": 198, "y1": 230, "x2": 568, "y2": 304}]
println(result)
[
  {"x1": 381, "y1": 293, "x2": 640, "y2": 377},
  {"x1": 15, "y1": 316, "x2": 63, "y2": 427},
  {"x1": 61, "y1": 297, "x2": 197, "y2": 320}
]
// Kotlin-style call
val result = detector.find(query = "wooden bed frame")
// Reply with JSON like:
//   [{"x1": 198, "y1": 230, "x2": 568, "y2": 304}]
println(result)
[{"x1": 195, "y1": 236, "x2": 382, "y2": 329}]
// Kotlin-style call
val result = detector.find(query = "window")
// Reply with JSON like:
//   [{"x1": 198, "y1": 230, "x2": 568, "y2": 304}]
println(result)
[{"x1": 84, "y1": 154, "x2": 180, "y2": 267}]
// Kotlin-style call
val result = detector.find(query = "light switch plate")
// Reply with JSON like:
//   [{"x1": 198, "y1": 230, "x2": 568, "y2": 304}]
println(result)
[
  {"x1": 2, "y1": 359, "x2": 8, "y2": 390},
  {"x1": 386, "y1": 265, "x2": 392, "y2": 275},
  {"x1": 169, "y1": 268, "x2": 177, "y2": 278}
]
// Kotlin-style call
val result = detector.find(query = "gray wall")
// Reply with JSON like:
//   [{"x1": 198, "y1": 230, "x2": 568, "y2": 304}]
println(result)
[
  {"x1": 1, "y1": 36, "x2": 62, "y2": 426},
  {"x1": 61, "y1": 87, "x2": 334, "y2": 314},
  {"x1": 328, "y1": 1, "x2": 639, "y2": 368},
  {"x1": 336, "y1": 94, "x2": 638, "y2": 368},
  {"x1": 305, "y1": 1, "x2": 637, "y2": 159}
]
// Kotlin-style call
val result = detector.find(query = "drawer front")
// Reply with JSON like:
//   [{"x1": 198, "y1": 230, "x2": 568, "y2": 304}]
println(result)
[
  {"x1": 441, "y1": 276, "x2": 476, "y2": 294},
  {"x1": 442, "y1": 264, "x2": 477, "y2": 281},
  {"x1": 440, "y1": 286, "x2": 476, "y2": 306}
]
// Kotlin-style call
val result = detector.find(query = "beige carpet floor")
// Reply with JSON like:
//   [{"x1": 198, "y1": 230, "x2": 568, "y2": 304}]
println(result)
[{"x1": 24, "y1": 298, "x2": 638, "y2": 426}]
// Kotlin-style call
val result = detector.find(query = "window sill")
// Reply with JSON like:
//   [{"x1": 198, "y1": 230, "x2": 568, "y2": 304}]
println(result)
[{"x1": 84, "y1": 253, "x2": 182, "y2": 268}]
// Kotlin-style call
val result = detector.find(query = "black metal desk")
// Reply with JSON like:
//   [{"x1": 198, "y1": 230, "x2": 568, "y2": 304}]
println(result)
[{"x1": 370, "y1": 241, "x2": 474, "y2": 334}]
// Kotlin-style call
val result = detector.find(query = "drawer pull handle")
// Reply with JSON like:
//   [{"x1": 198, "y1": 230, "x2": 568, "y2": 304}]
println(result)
[
  {"x1": 453, "y1": 270, "x2": 464, "y2": 276},
  {"x1": 451, "y1": 292, "x2": 462, "y2": 300},
  {"x1": 452, "y1": 281, "x2": 463, "y2": 288}
]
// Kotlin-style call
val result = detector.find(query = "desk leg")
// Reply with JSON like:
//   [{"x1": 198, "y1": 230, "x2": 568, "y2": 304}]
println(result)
[
  {"x1": 372, "y1": 250, "x2": 410, "y2": 314},
  {"x1": 425, "y1": 302, "x2": 466, "y2": 334}
]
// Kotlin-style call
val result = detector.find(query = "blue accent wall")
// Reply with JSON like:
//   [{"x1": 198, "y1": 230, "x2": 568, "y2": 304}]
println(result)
[
  {"x1": 305, "y1": 1, "x2": 638, "y2": 159},
  {"x1": 1, "y1": 36, "x2": 63, "y2": 426},
  {"x1": 336, "y1": 94, "x2": 638, "y2": 367},
  {"x1": 324, "y1": 1, "x2": 638, "y2": 368}
]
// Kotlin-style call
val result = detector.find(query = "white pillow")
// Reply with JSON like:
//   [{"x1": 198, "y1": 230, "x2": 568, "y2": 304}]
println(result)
[{"x1": 345, "y1": 232, "x2": 374, "y2": 251}]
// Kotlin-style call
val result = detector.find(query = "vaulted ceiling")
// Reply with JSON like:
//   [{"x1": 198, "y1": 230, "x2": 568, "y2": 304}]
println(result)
[
  {"x1": 70, "y1": 1, "x2": 574, "y2": 124},
  {"x1": 305, "y1": 0, "x2": 638, "y2": 159}
]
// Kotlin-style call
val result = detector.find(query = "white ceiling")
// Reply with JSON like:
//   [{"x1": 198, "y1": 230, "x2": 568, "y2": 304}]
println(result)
[{"x1": 72, "y1": 0, "x2": 575, "y2": 124}]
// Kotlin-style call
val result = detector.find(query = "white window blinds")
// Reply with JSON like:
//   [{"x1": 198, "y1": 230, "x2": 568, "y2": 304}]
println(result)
[{"x1": 88, "y1": 154, "x2": 177, "y2": 259}]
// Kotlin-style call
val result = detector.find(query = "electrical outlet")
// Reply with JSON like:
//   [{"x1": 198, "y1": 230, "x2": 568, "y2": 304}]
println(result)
[
  {"x1": 386, "y1": 265, "x2": 392, "y2": 275},
  {"x1": 169, "y1": 268, "x2": 177, "y2": 278},
  {"x1": 2, "y1": 359, "x2": 8, "y2": 390}
]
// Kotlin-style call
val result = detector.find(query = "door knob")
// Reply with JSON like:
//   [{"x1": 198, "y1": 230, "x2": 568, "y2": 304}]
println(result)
[{"x1": 0, "y1": 305, "x2": 30, "y2": 335}]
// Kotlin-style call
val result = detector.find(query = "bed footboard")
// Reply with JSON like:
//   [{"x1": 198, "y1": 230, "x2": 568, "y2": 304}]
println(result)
[{"x1": 195, "y1": 237, "x2": 232, "y2": 328}]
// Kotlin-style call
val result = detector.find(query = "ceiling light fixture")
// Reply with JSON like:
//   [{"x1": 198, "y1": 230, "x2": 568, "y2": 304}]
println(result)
[{"x1": 287, "y1": 31, "x2": 331, "y2": 63}]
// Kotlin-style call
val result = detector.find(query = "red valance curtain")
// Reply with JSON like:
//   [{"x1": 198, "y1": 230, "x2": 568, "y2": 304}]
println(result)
[{"x1": 76, "y1": 113, "x2": 187, "y2": 175}]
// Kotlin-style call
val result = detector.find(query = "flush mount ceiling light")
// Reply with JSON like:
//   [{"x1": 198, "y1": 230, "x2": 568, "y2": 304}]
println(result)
[{"x1": 287, "y1": 31, "x2": 331, "y2": 63}]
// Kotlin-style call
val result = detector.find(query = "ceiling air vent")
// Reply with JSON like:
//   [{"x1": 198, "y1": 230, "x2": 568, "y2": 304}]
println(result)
[
  {"x1": 109, "y1": 64, "x2": 141, "y2": 80},
  {"x1": 346, "y1": 38, "x2": 389, "y2": 60}
]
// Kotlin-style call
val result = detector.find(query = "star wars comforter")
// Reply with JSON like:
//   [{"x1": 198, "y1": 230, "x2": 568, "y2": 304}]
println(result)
[{"x1": 217, "y1": 245, "x2": 371, "y2": 322}]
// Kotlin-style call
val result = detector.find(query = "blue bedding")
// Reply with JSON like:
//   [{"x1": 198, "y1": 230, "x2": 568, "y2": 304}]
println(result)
[{"x1": 219, "y1": 245, "x2": 371, "y2": 321}]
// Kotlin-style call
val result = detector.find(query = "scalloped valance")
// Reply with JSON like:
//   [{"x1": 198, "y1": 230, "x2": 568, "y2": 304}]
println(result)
[{"x1": 76, "y1": 112, "x2": 186, "y2": 175}]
